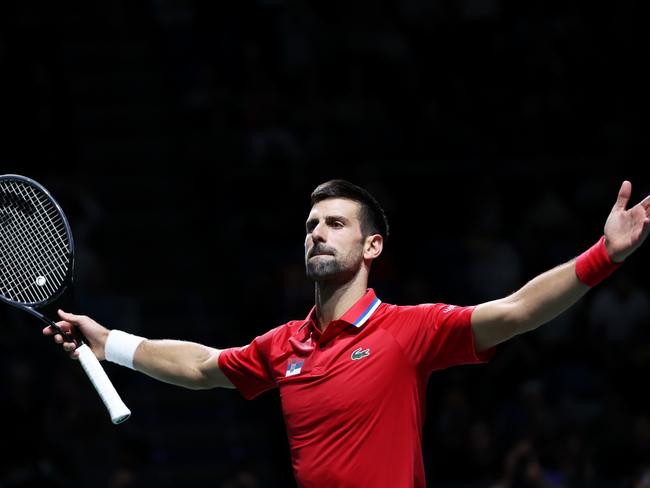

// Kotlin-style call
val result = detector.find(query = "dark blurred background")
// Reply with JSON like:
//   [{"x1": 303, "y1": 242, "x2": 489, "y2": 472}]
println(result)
[{"x1": 1, "y1": 1, "x2": 649, "y2": 487}]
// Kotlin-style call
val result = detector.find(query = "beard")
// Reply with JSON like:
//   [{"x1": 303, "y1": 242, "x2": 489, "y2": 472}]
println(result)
[
  {"x1": 306, "y1": 255, "x2": 346, "y2": 281},
  {"x1": 305, "y1": 245, "x2": 361, "y2": 283}
]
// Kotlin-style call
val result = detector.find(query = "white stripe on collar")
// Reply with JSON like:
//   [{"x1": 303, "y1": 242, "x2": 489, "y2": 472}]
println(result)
[{"x1": 352, "y1": 297, "x2": 382, "y2": 328}]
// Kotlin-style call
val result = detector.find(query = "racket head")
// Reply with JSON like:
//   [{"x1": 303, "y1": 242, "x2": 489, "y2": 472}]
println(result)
[{"x1": 0, "y1": 174, "x2": 75, "y2": 308}]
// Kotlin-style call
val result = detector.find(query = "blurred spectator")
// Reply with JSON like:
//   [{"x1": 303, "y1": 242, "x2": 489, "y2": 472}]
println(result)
[
  {"x1": 636, "y1": 468, "x2": 650, "y2": 488},
  {"x1": 496, "y1": 439, "x2": 557, "y2": 488}
]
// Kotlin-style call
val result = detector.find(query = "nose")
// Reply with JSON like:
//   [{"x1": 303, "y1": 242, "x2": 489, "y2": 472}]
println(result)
[{"x1": 311, "y1": 222, "x2": 326, "y2": 243}]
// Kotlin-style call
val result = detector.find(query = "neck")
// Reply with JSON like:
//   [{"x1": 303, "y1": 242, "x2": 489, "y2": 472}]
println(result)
[{"x1": 314, "y1": 271, "x2": 368, "y2": 332}]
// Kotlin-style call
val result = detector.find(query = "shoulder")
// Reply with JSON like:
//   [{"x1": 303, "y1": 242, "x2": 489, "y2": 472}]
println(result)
[
  {"x1": 379, "y1": 302, "x2": 462, "y2": 317},
  {"x1": 377, "y1": 302, "x2": 474, "y2": 327},
  {"x1": 257, "y1": 320, "x2": 305, "y2": 346}
]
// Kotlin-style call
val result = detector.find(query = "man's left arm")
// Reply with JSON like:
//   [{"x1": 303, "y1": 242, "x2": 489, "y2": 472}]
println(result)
[{"x1": 471, "y1": 180, "x2": 650, "y2": 353}]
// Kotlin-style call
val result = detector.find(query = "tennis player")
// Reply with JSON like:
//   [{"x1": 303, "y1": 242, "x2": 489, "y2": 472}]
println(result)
[{"x1": 44, "y1": 179, "x2": 650, "y2": 487}]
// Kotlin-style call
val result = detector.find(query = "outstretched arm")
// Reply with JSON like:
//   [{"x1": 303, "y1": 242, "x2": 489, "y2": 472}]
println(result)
[
  {"x1": 43, "y1": 311, "x2": 235, "y2": 390},
  {"x1": 472, "y1": 180, "x2": 650, "y2": 352}
]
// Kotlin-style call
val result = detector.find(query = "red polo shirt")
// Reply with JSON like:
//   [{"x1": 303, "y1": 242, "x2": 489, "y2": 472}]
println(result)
[{"x1": 218, "y1": 289, "x2": 494, "y2": 487}]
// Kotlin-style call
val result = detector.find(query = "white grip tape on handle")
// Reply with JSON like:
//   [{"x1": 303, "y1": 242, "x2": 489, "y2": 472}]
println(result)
[{"x1": 76, "y1": 344, "x2": 131, "y2": 424}]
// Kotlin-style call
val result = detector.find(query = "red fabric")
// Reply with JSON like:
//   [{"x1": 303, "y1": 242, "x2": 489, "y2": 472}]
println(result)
[
  {"x1": 218, "y1": 290, "x2": 494, "y2": 487},
  {"x1": 575, "y1": 236, "x2": 622, "y2": 287}
]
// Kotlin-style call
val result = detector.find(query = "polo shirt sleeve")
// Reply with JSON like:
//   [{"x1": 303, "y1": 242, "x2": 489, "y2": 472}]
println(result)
[
  {"x1": 389, "y1": 303, "x2": 495, "y2": 374},
  {"x1": 218, "y1": 328, "x2": 278, "y2": 400}
]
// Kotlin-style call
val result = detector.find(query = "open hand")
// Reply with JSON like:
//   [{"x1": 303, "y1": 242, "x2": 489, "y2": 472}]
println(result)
[{"x1": 604, "y1": 181, "x2": 650, "y2": 262}]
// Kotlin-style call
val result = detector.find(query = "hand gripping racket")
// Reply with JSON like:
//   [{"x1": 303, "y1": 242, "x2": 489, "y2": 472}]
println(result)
[{"x1": 0, "y1": 174, "x2": 131, "y2": 424}]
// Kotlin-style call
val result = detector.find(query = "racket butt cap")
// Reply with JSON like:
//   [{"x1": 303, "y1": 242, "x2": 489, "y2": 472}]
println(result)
[{"x1": 111, "y1": 409, "x2": 131, "y2": 424}]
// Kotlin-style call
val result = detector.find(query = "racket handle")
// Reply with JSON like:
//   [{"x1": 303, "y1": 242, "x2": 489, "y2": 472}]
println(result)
[{"x1": 76, "y1": 344, "x2": 131, "y2": 424}]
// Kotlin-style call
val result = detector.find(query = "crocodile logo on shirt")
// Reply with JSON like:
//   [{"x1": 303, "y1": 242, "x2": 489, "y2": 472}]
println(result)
[{"x1": 351, "y1": 347, "x2": 370, "y2": 361}]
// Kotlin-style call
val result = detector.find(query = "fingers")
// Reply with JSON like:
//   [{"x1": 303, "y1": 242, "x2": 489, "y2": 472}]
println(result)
[
  {"x1": 57, "y1": 309, "x2": 79, "y2": 322},
  {"x1": 50, "y1": 328, "x2": 78, "y2": 346},
  {"x1": 42, "y1": 309, "x2": 76, "y2": 335},
  {"x1": 42, "y1": 321, "x2": 72, "y2": 336},
  {"x1": 44, "y1": 326, "x2": 80, "y2": 358},
  {"x1": 639, "y1": 194, "x2": 650, "y2": 212},
  {"x1": 612, "y1": 180, "x2": 632, "y2": 211},
  {"x1": 56, "y1": 309, "x2": 82, "y2": 338},
  {"x1": 43, "y1": 309, "x2": 83, "y2": 355}
]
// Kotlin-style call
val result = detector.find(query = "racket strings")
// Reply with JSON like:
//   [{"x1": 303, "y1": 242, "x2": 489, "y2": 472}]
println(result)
[
  {"x1": 0, "y1": 180, "x2": 71, "y2": 304},
  {"x1": 4, "y1": 183, "x2": 70, "y2": 294},
  {"x1": 0, "y1": 201, "x2": 50, "y2": 300},
  {"x1": 14, "y1": 183, "x2": 70, "y2": 277},
  {"x1": 0, "y1": 209, "x2": 61, "y2": 302},
  {"x1": 0, "y1": 203, "x2": 64, "y2": 287},
  {"x1": 22, "y1": 183, "x2": 70, "y2": 258},
  {"x1": 0, "y1": 201, "x2": 67, "y2": 302},
  {"x1": 3, "y1": 217, "x2": 68, "y2": 301}
]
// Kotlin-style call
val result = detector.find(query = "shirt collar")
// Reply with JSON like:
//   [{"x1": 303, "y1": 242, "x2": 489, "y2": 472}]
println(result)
[{"x1": 303, "y1": 288, "x2": 382, "y2": 330}]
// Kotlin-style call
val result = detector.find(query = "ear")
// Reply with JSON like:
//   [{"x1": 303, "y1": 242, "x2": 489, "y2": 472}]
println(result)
[{"x1": 363, "y1": 234, "x2": 383, "y2": 260}]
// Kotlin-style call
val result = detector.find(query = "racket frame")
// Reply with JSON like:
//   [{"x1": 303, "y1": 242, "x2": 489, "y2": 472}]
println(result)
[{"x1": 0, "y1": 174, "x2": 131, "y2": 424}]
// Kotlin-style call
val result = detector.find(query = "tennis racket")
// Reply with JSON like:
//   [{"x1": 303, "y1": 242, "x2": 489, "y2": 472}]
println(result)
[{"x1": 0, "y1": 174, "x2": 131, "y2": 424}]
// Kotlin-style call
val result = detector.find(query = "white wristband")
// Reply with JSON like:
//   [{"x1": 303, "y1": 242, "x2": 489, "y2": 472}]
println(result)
[{"x1": 105, "y1": 330, "x2": 146, "y2": 370}]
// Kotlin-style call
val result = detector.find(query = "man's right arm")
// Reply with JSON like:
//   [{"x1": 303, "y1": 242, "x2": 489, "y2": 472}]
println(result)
[
  {"x1": 133, "y1": 339, "x2": 235, "y2": 390},
  {"x1": 43, "y1": 309, "x2": 235, "y2": 390}
]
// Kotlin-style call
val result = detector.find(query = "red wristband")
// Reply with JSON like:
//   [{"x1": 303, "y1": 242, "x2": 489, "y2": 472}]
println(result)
[{"x1": 575, "y1": 236, "x2": 622, "y2": 287}]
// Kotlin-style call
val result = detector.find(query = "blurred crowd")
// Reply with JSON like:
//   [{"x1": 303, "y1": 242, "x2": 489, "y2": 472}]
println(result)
[{"x1": 1, "y1": 1, "x2": 649, "y2": 487}]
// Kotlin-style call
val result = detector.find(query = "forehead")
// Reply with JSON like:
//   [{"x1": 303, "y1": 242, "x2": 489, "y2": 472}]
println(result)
[{"x1": 307, "y1": 198, "x2": 361, "y2": 220}]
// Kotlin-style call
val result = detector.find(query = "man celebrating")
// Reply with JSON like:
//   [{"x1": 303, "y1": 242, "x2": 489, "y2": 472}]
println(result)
[{"x1": 45, "y1": 179, "x2": 650, "y2": 487}]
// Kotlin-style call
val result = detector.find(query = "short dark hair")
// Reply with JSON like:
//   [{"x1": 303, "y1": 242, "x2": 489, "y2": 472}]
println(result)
[{"x1": 310, "y1": 179, "x2": 389, "y2": 240}]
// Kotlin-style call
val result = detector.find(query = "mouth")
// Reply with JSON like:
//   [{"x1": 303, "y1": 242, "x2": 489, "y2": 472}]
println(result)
[
  {"x1": 308, "y1": 249, "x2": 335, "y2": 259},
  {"x1": 309, "y1": 252, "x2": 333, "y2": 259}
]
